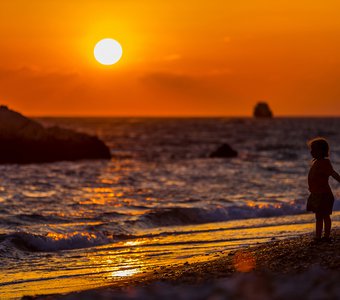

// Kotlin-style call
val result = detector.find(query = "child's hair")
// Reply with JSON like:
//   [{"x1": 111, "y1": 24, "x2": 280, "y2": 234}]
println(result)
[{"x1": 308, "y1": 137, "x2": 329, "y2": 159}]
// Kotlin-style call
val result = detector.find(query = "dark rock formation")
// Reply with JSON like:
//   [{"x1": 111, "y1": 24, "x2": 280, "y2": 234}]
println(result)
[
  {"x1": 0, "y1": 105, "x2": 111, "y2": 164},
  {"x1": 209, "y1": 143, "x2": 238, "y2": 158},
  {"x1": 253, "y1": 102, "x2": 273, "y2": 118}
]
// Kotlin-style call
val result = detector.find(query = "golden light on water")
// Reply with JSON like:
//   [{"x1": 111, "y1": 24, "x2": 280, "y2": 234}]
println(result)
[
  {"x1": 104, "y1": 256, "x2": 144, "y2": 278},
  {"x1": 246, "y1": 200, "x2": 283, "y2": 209},
  {"x1": 4, "y1": 214, "x2": 339, "y2": 299},
  {"x1": 46, "y1": 231, "x2": 97, "y2": 241},
  {"x1": 124, "y1": 240, "x2": 146, "y2": 247},
  {"x1": 87, "y1": 248, "x2": 146, "y2": 280},
  {"x1": 111, "y1": 269, "x2": 140, "y2": 277}
]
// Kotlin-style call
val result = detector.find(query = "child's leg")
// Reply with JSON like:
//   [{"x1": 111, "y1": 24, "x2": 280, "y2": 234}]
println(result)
[
  {"x1": 315, "y1": 213, "x2": 323, "y2": 239},
  {"x1": 323, "y1": 214, "x2": 331, "y2": 238}
]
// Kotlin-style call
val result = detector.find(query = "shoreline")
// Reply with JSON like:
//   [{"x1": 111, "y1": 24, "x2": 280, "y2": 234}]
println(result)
[{"x1": 27, "y1": 228, "x2": 340, "y2": 300}]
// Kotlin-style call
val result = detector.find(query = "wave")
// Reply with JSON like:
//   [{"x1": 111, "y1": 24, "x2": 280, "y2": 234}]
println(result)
[
  {"x1": 10, "y1": 211, "x2": 126, "y2": 225},
  {"x1": 1, "y1": 203, "x2": 338, "y2": 253},
  {"x1": 0, "y1": 231, "x2": 121, "y2": 252},
  {"x1": 13, "y1": 213, "x2": 69, "y2": 224},
  {"x1": 137, "y1": 202, "x2": 306, "y2": 227}
]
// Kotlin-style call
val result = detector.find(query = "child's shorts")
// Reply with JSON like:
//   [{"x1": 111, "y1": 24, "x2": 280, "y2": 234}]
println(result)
[{"x1": 306, "y1": 192, "x2": 334, "y2": 215}]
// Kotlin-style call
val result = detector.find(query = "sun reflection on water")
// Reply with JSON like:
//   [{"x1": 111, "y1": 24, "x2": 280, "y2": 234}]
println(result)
[
  {"x1": 111, "y1": 268, "x2": 140, "y2": 277},
  {"x1": 124, "y1": 239, "x2": 146, "y2": 246},
  {"x1": 246, "y1": 200, "x2": 283, "y2": 209},
  {"x1": 86, "y1": 249, "x2": 146, "y2": 281},
  {"x1": 46, "y1": 231, "x2": 98, "y2": 240}
]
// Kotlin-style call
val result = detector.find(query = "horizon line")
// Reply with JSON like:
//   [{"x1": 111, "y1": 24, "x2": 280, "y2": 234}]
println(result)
[{"x1": 30, "y1": 114, "x2": 340, "y2": 118}]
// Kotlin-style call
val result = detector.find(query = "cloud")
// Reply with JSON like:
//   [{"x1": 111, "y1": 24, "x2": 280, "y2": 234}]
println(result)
[
  {"x1": 0, "y1": 67, "x2": 258, "y2": 116},
  {"x1": 140, "y1": 72, "x2": 198, "y2": 92},
  {"x1": 139, "y1": 71, "x2": 236, "y2": 97},
  {"x1": 0, "y1": 66, "x2": 153, "y2": 115},
  {"x1": 139, "y1": 71, "x2": 245, "y2": 113},
  {"x1": 0, "y1": 66, "x2": 87, "y2": 112},
  {"x1": 0, "y1": 66, "x2": 79, "y2": 86}
]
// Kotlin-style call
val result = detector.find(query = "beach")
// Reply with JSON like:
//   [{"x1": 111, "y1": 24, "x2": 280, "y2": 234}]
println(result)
[
  {"x1": 1, "y1": 117, "x2": 340, "y2": 299},
  {"x1": 27, "y1": 229, "x2": 340, "y2": 299}
]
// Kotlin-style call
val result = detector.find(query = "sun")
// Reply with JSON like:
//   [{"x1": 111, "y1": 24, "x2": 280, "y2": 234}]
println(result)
[{"x1": 94, "y1": 38, "x2": 123, "y2": 65}]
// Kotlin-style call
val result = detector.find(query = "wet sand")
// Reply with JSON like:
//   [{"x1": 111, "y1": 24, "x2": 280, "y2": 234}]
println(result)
[{"x1": 26, "y1": 228, "x2": 340, "y2": 300}]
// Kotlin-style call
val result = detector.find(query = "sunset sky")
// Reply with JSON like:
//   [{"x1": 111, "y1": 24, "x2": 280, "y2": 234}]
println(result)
[{"x1": 1, "y1": 1, "x2": 340, "y2": 116}]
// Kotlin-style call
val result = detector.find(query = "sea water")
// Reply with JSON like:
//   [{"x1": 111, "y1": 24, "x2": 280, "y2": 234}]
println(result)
[{"x1": 0, "y1": 117, "x2": 340, "y2": 299}]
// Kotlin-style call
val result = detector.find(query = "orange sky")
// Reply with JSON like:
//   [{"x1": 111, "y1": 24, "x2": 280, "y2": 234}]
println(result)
[{"x1": 1, "y1": 0, "x2": 340, "y2": 116}]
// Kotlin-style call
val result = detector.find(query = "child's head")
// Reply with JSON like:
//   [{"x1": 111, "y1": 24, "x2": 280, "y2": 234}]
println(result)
[{"x1": 308, "y1": 137, "x2": 329, "y2": 159}]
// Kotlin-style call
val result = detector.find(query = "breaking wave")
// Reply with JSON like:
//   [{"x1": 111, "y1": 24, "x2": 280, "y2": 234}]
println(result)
[
  {"x1": 137, "y1": 202, "x2": 307, "y2": 227},
  {"x1": 0, "y1": 231, "x2": 117, "y2": 252}
]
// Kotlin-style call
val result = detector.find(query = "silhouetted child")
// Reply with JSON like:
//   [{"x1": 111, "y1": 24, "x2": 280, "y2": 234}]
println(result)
[{"x1": 307, "y1": 137, "x2": 340, "y2": 243}]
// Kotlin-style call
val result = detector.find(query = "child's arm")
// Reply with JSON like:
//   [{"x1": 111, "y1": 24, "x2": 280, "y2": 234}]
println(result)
[
  {"x1": 325, "y1": 160, "x2": 340, "y2": 183},
  {"x1": 331, "y1": 169, "x2": 340, "y2": 183}
]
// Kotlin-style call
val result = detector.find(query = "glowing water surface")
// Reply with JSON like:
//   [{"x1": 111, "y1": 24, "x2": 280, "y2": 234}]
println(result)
[
  {"x1": 1, "y1": 117, "x2": 340, "y2": 299},
  {"x1": 2, "y1": 213, "x2": 340, "y2": 299}
]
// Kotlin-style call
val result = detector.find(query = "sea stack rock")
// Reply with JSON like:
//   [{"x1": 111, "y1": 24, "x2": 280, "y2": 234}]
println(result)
[
  {"x1": 253, "y1": 102, "x2": 273, "y2": 118},
  {"x1": 0, "y1": 105, "x2": 111, "y2": 164},
  {"x1": 209, "y1": 143, "x2": 238, "y2": 158}
]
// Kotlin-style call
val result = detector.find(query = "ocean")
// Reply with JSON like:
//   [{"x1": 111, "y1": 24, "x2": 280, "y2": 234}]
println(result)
[{"x1": 1, "y1": 117, "x2": 340, "y2": 299}]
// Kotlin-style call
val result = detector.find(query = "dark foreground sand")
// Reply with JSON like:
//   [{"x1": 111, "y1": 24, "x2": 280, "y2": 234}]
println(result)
[{"x1": 25, "y1": 229, "x2": 340, "y2": 300}]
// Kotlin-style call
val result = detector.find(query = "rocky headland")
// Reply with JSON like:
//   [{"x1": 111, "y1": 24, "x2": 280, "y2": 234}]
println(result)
[{"x1": 0, "y1": 105, "x2": 111, "y2": 163}]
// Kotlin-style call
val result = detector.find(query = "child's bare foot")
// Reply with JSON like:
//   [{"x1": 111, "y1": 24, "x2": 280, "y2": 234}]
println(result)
[
  {"x1": 321, "y1": 236, "x2": 333, "y2": 243},
  {"x1": 310, "y1": 237, "x2": 322, "y2": 246}
]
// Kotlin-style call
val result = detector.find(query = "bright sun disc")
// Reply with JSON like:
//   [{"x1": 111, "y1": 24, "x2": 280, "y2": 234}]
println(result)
[{"x1": 94, "y1": 38, "x2": 123, "y2": 65}]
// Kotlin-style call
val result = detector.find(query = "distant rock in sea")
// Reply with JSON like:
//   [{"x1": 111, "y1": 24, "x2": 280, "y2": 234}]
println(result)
[
  {"x1": 253, "y1": 102, "x2": 273, "y2": 118},
  {"x1": 0, "y1": 105, "x2": 111, "y2": 164},
  {"x1": 209, "y1": 143, "x2": 238, "y2": 158}
]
